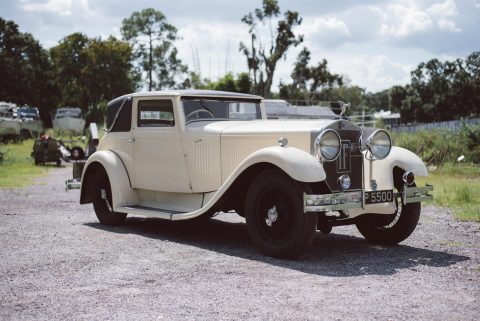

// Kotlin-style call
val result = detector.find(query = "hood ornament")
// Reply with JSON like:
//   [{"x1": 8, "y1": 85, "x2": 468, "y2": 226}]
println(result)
[{"x1": 338, "y1": 101, "x2": 350, "y2": 117}]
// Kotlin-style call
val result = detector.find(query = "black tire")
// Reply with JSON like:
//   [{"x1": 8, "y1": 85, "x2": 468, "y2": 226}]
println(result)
[
  {"x1": 356, "y1": 182, "x2": 421, "y2": 245},
  {"x1": 245, "y1": 169, "x2": 317, "y2": 259},
  {"x1": 92, "y1": 173, "x2": 127, "y2": 226},
  {"x1": 70, "y1": 147, "x2": 85, "y2": 161},
  {"x1": 319, "y1": 225, "x2": 332, "y2": 234}
]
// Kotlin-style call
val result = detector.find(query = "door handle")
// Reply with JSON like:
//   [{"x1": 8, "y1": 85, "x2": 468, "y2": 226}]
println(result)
[{"x1": 128, "y1": 138, "x2": 135, "y2": 143}]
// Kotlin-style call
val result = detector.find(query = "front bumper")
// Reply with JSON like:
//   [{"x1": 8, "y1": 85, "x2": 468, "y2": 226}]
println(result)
[
  {"x1": 65, "y1": 178, "x2": 81, "y2": 191},
  {"x1": 304, "y1": 184, "x2": 433, "y2": 212}
]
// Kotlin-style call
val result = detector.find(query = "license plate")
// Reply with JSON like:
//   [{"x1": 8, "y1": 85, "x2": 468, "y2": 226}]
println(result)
[{"x1": 365, "y1": 190, "x2": 394, "y2": 204}]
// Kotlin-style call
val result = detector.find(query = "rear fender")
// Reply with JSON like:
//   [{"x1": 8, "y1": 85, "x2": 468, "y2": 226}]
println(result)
[{"x1": 80, "y1": 151, "x2": 138, "y2": 209}]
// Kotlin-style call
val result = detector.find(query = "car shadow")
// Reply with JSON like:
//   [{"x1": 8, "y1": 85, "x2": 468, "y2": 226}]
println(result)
[{"x1": 84, "y1": 215, "x2": 469, "y2": 277}]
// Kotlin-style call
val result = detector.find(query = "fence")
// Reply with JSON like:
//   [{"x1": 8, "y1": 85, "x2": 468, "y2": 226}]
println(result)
[{"x1": 390, "y1": 118, "x2": 480, "y2": 133}]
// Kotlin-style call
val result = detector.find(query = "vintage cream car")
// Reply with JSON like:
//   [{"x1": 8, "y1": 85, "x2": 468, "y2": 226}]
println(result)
[{"x1": 79, "y1": 90, "x2": 432, "y2": 258}]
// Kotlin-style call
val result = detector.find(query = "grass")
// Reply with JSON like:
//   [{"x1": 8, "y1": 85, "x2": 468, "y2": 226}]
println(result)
[
  {"x1": 416, "y1": 163, "x2": 480, "y2": 222},
  {"x1": 0, "y1": 124, "x2": 102, "y2": 189},
  {"x1": 0, "y1": 139, "x2": 48, "y2": 188}
]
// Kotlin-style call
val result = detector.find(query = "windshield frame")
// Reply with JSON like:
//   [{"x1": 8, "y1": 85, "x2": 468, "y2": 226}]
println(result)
[{"x1": 181, "y1": 96, "x2": 262, "y2": 124}]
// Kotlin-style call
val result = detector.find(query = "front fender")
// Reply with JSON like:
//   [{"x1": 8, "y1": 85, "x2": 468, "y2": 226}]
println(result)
[
  {"x1": 172, "y1": 146, "x2": 325, "y2": 220},
  {"x1": 365, "y1": 146, "x2": 428, "y2": 191},
  {"x1": 80, "y1": 150, "x2": 138, "y2": 209},
  {"x1": 229, "y1": 146, "x2": 326, "y2": 183},
  {"x1": 386, "y1": 146, "x2": 428, "y2": 176}
]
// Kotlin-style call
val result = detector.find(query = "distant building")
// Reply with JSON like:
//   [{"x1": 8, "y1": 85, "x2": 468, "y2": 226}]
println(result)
[{"x1": 373, "y1": 110, "x2": 401, "y2": 127}]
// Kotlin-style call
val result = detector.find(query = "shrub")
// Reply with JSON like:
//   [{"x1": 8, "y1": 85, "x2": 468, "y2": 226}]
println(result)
[{"x1": 392, "y1": 124, "x2": 480, "y2": 165}]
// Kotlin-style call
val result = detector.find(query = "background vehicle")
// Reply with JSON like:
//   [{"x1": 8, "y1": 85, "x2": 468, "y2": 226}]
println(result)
[
  {"x1": 51, "y1": 107, "x2": 85, "y2": 133},
  {"x1": 75, "y1": 90, "x2": 432, "y2": 258},
  {"x1": 31, "y1": 137, "x2": 66, "y2": 166}
]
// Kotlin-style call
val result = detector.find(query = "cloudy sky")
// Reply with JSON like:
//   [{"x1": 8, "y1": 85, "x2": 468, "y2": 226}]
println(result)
[{"x1": 2, "y1": 0, "x2": 480, "y2": 92}]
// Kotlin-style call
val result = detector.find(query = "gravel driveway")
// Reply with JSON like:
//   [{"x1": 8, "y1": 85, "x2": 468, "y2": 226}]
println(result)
[{"x1": 0, "y1": 166, "x2": 479, "y2": 320}]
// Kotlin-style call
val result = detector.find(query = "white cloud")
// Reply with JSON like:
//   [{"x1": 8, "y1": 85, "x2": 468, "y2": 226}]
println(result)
[
  {"x1": 379, "y1": 3, "x2": 433, "y2": 37},
  {"x1": 329, "y1": 55, "x2": 413, "y2": 92},
  {"x1": 311, "y1": 17, "x2": 351, "y2": 37},
  {"x1": 425, "y1": 0, "x2": 462, "y2": 32},
  {"x1": 20, "y1": 0, "x2": 96, "y2": 18},
  {"x1": 427, "y1": 0, "x2": 458, "y2": 17},
  {"x1": 300, "y1": 17, "x2": 351, "y2": 48},
  {"x1": 438, "y1": 18, "x2": 461, "y2": 32},
  {"x1": 21, "y1": 0, "x2": 74, "y2": 16}
]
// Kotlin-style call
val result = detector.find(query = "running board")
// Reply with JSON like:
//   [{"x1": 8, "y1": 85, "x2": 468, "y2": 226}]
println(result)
[{"x1": 118, "y1": 205, "x2": 187, "y2": 220}]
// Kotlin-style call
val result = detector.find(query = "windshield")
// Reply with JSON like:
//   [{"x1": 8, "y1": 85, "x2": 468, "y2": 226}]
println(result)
[{"x1": 182, "y1": 98, "x2": 261, "y2": 124}]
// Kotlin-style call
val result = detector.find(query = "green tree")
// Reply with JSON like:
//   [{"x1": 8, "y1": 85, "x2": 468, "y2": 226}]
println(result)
[
  {"x1": 84, "y1": 36, "x2": 137, "y2": 108},
  {"x1": 323, "y1": 86, "x2": 367, "y2": 113},
  {"x1": 365, "y1": 89, "x2": 389, "y2": 111},
  {"x1": 0, "y1": 18, "x2": 57, "y2": 125},
  {"x1": 121, "y1": 8, "x2": 187, "y2": 90},
  {"x1": 279, "y1": 47, "x2": 341, "y2": 104},
  {"x1": 405, "y1": 53, "x2": 480, "y2": 122},
  {"x1": 388, "y1": 85, "x2": 407, "y2": 113},
  {"x1": 236, "y1": 72, "x2": 252, "y2": 93},
  {"x1": 50, "y1": 33, "x2": 137, "y2": 120},
  {"x1": 240, "y1": 0, "x2": 303, "y2": 98},
  {"x1": 213, "y1": 74, "x2": 238, "y2": 92},
  {"x1": 50, "y1": 33, "x2": 90, "y2": 109}
]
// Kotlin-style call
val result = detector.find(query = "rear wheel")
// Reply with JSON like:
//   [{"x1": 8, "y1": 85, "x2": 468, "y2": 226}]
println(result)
[
  {"x1": 356, "y1": 178, "x2": 421, "y2": 245},
  {"x1": 92, "y1": 173, "x2": 126, "y2": 226},
  {"x1": 245, "y1": 169, "x2": 317, "y2": 259}
]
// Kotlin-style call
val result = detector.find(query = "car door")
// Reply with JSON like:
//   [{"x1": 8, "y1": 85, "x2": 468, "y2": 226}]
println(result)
[{"x1": 132, "y1": 97, "x2": 191, "y2": 193}]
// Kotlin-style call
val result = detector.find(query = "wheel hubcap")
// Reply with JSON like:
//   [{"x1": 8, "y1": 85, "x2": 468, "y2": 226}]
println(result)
[
  {"x1": 258, "y1": 189, "x2": 295, "y2": 241},
  {"x1": 100, "y1": 188, "x2": 113, "y2": 213},
  {"x1": 266, "y1": 206, "x2": 278, "y2": 226}
]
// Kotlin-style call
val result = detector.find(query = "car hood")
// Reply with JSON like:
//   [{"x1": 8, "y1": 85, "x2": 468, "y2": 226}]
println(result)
[{"x1": 185, "y1": 119, "x2": 337, "y2": 137}]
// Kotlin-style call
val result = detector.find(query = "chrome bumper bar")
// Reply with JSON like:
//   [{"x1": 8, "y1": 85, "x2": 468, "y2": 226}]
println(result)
[
  {"x1": 65, "y1": 178, "x2": 81, "y2": 191},
  {"x1": 304, "y1": 184, "x2": 433, "y2": 213},
  {"x1": 401, "y1": 184, "x2": 433, "y2": 204}
]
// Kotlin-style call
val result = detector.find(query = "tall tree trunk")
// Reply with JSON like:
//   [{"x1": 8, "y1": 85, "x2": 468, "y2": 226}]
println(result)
[
  {"x1": 251, "y1": 34, "x2": 257, "y2": 95},
  {"x1": 148, "y1": 33, "x2": 153, "y2": 91},
  {"x1": 263, "y1": 62, "x2": 275, "y2": 98}
]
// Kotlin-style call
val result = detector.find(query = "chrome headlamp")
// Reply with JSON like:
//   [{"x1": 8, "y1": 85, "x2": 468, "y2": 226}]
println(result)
[
  {"x1": 365, "y1": 129, "x2": 392, "y2": 160},
  {"x1": 315, "y1": 129, "x2": 341, "y2": 162}
]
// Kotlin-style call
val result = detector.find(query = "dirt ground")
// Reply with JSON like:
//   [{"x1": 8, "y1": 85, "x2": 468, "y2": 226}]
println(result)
[{"x1": 0, "y1": 165, "x2": 479, "y2": 320}]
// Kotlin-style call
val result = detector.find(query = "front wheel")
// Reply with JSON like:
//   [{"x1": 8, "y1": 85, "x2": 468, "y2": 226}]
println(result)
[
  {"x1": 245, "y1": 169, "x2": 317, "y2": 259},
  {"x1": 92, "y1": 173, "x2": 127, "y2": 226},
  {"x1": 356, "y1": 191, "x2": 421, "y2": 245}
]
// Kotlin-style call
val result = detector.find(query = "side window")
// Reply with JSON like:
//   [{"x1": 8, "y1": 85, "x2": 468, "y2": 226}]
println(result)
[
  {"x1": 137, "y1": 100, "x2": 175, "y2": 127},
  {"x1": 107, "y1": 98, "x2": 132, "y2": 132}
]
